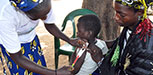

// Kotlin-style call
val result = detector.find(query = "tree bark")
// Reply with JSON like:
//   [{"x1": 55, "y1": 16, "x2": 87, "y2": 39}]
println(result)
[{"x1": 82, "y1": 0, "x2": 120, "y2": 40}]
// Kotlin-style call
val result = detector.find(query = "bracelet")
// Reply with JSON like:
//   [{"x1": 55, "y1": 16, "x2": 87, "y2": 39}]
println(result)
[
  {"x1": 55, "y1": 69, "x2": 57, "y2": 75},
  {"x1": 97, "y1": 58, "x2": 104, "y2": 67}
]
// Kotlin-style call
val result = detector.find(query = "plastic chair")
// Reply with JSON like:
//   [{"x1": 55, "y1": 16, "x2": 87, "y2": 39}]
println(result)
[{"x1": 54, "y1": 8, "x2": 97, "y2": 69}]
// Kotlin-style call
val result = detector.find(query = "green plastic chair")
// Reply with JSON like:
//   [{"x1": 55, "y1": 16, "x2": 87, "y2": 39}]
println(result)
[{"x1": 54, "y1": 8, "x2": 97, "y2": 69}]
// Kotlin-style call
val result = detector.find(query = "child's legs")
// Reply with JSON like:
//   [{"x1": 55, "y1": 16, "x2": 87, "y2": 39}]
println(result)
[{"x1": 0, "y1": 35, "x2": 46, "y2": 75}]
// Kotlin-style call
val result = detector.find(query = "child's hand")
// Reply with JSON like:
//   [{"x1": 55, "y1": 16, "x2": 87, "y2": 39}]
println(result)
[
  {"x1": 87, "y1": 44, "x2": 103, "y2": 63},
  {"x1": 68, "y1": 66, "x2": 75, "y2": 75}
]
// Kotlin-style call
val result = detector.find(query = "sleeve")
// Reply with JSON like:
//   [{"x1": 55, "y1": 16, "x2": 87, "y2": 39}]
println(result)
[
  {"x1": 43, "y1": 9, "x2": 56, "y2": 24},
  {"x1": 96, "y1": 39, "x2": 109, "y2": 55},
  {"x1": 102, "y1": 41, "x2": 109, "y2": 55},
  {"x1": 0, "y1": 20, "x2": 21, "y2": 53}
]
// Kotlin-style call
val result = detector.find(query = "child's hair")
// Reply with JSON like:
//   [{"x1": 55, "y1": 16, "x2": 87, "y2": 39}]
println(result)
[{"x1": 78, "y1": 14, "x2": 101, "y2": 37}]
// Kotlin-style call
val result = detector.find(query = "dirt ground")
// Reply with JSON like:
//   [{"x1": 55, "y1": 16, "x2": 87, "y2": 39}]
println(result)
[{"x1": 0, "y1": 0, "x2": 83, "y2": 74}]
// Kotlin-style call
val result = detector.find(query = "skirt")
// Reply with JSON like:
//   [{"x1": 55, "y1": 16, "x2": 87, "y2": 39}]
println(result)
[{"x1": 0, "y1": 35, "x2": 46, "y2": 75}]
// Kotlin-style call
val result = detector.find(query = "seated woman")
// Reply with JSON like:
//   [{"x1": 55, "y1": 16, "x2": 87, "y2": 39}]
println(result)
[{"x1": 100, "y1": 0, "x2": 153, "y2": 75}]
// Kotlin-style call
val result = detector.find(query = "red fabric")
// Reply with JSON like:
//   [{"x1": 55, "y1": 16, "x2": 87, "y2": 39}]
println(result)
[{"x1": 135, "y1": 18, "x2": 153, "y2": 42}]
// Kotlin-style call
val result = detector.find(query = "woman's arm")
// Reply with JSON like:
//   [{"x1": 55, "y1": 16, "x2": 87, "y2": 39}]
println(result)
[
  {"x1": 105, "y1": 40, "x2": 115, "y2": 49},
  {"x1": 10, "y1": 51, "x2": 54, "y2": 75},
  {"x1": 44, "y1": 23, "x2": 81, "y2": 47},
  {"x1": 44, "y1": 23, "x2": 70, "y2": 43},
  {"x1": 10, "y1": 51, "x2": 72, "y2": 75}
]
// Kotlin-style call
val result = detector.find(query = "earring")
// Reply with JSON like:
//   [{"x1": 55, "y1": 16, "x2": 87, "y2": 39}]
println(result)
[{"x1": 138, "y1": 16, "x2": 141, "y2": 20}]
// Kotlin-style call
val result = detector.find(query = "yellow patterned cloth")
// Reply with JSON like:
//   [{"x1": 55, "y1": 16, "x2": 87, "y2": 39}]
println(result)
[
  {"x1": 0, "y1": 35, "x2": 46, "y2": 75},
  {"x1": 115, "y1": 0, "x2": 153, "y2": 20}
]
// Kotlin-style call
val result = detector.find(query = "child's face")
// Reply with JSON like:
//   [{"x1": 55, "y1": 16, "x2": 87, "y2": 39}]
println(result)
[{"x1": 77, "y1": 22, "x2": 89, "y2": 40}]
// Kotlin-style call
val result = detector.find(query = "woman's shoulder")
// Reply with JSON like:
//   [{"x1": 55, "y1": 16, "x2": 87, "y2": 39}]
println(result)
[
  {"x1": 0, "y1": 0, "x2": 9, "y2": 6},
  {"x1": 0, "y1": 2, "x2": 17, "y2": 20}
]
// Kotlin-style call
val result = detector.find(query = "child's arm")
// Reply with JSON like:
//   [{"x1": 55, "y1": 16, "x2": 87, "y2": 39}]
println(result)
[
  {"x1": 70, "y1": 48, "x2": 77, "y2": 65},
  {"x1": 70, "y1": 48, "x2": 87, "y2": 74},
  {"x1": 70, "y1": 40, "x2": 87, "y2": 65},
  {"x1": 69, "y1": 50, "x2": 76, "y2": 75},
  {"x1": 88, "y1": 44, "x2": 103, "y2": 63}
]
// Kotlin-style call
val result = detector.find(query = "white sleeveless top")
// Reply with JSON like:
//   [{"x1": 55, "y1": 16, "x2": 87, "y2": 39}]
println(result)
[{"x1": 76, "y1": 39, "x2": 108, "y2": 75}]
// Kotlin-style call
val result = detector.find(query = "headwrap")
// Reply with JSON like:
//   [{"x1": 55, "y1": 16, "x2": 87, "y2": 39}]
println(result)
[
  {"x1": 10, "y1": 0, "x2": 43, "y2": 12},
  {"x1": 115, "y1": 0, "x2": 153, "y2": 20}
]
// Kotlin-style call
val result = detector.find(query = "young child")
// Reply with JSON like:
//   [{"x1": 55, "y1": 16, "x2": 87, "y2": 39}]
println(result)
[{"x1": 70, "y1": 14, "x2": 108, "y2": 75}]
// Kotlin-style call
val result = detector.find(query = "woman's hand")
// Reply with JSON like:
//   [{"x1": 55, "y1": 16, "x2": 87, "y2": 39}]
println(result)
[
  {"x1": 69, "y1": 38, "x2": 87, "y2": 48},
  {"x1": 57, "y1": 66, "x2": 73, "y2": 75}
]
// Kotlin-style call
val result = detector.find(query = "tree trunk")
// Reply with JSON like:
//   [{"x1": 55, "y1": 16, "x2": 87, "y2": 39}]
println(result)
[{"x1": 82, "y1": 0, "x2": 120, "y2": 40}]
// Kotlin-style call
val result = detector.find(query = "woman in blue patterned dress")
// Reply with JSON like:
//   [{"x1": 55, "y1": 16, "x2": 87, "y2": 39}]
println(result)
[{"x1": 0, "y1": 0, "x2": 80, "y2": 75}]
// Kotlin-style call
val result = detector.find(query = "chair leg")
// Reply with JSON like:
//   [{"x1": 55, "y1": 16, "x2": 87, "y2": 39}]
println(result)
[
  {"x1": 55, "y1": 51, "x2": 59, "y2": 69},
  {"x1": 68, "y1": 55, "x2": 71, "y2": 62}
]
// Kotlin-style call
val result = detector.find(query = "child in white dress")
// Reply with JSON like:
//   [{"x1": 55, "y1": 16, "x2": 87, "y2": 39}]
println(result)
[{"x1": 70, "y1": 14, "x2": 108, "y2": 75}]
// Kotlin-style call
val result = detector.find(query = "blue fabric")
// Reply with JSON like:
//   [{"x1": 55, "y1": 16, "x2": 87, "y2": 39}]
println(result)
[
  {"x1": 0, "y1": 50, "x2": 7, "y2": 75},
  {"x1": 10, "y1": 0, "x2": 40, "y2": 11},
  {"x1": 92, "y1": 68, "x2": 100, "y2": 75},
  {"x1": 0, "y1": 35, "x2": 46, "y2": 75}
]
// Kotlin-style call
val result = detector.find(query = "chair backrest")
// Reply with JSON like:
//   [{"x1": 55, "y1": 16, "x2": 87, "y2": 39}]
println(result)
[
  {"x1": 61, "y1": 8, "x2": 98, "y2": 37},
  {"x1": 54, "y1": 8, "x2": 97, "y2": 49}
]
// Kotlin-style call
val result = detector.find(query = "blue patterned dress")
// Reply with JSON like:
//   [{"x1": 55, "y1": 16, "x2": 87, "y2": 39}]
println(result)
[{"x1": 0, "y1": 35, "x2": 46, "y2": 75}]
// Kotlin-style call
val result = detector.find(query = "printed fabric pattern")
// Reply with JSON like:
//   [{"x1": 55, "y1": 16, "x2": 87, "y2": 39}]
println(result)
[{"x1": 0, "y1": 35, "x2": 46, "y2": 75}]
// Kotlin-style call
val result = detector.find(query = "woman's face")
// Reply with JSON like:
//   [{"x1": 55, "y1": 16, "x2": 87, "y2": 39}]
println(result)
[{"x1": 113, "y1": 2, "x2": 140, "y2": 29}]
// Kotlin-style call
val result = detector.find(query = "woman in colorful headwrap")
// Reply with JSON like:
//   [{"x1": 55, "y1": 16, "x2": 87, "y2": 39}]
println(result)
[
  {"x1": 0, "y1": 0, "x2": 80, "y2": 75},
  {"x1": 98, "y1": 0, "x2": 153, "y2": 75}
]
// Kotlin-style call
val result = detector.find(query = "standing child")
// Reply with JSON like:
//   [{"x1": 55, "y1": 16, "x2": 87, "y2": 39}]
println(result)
[{"x1": 70, "y1": 14, "x2": 108, "y2": 75}]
